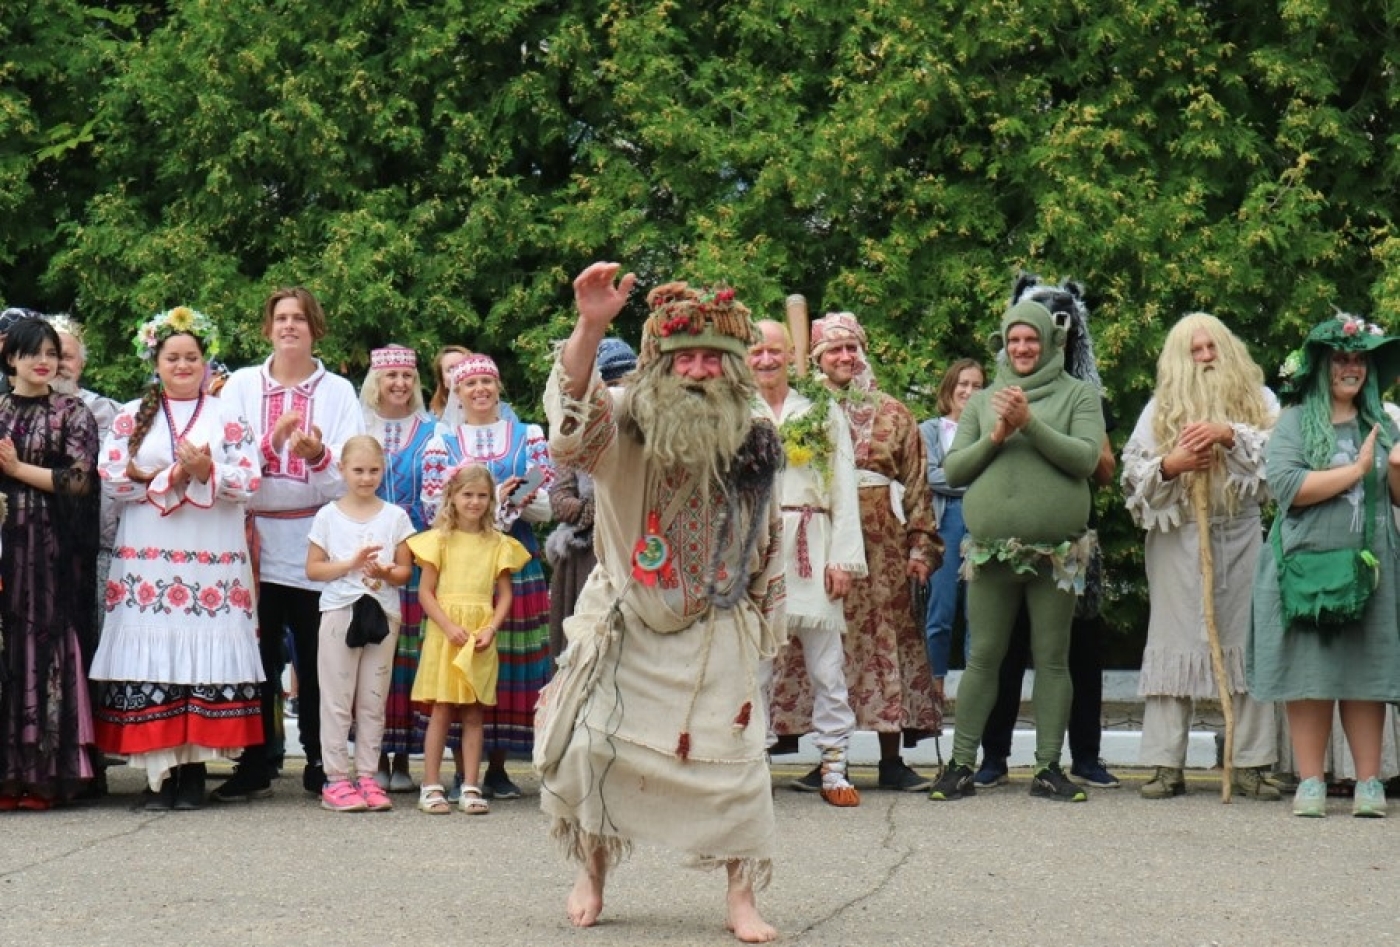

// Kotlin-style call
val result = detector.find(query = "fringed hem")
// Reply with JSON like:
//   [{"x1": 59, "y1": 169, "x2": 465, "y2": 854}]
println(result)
[
  {"x1": 827, "y1": 560, "x2": 868, "y2": 579},
  {"x1": 1124, "y1": 489, "x2": 1186, "y2": 534},
  {"x1": 787, "y1": 613, "x2": 850, "y2": 635},
  {"x1": 549, "y1": 818, "x2": 633, "y2": 870},
  {"x1": 1122, "y1": 429, "x2": 1269, "y2": 533},
  {"x1": 687, "y1": 855, "x2": 774, "y2": 893},
  {"x1": 1139, "y1": 646, "x2": 1249, "y2": 698}
]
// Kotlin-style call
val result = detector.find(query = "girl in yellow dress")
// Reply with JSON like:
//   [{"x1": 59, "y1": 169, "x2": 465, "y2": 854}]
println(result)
[{"x1": 409, "y1": 464, "x2": 529, "y2": 814}]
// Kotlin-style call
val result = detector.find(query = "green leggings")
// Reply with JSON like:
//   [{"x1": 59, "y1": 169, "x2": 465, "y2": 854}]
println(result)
[{"x1": 953, "y1": 560, "x2": 1077, "y2": 769}]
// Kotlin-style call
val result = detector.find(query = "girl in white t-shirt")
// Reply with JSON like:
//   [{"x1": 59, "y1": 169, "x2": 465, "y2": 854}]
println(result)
[{"x1": 306, "y1": 435, "x2": 414, "y2": 811}]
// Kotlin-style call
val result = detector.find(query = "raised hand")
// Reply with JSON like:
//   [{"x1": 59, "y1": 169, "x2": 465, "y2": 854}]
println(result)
[
  {"x1": 573, "y1": 262, "x2": 636, "y2": 333},
  {"x1": 563, "y1": 262, "x2": 638, "y2": 399}
]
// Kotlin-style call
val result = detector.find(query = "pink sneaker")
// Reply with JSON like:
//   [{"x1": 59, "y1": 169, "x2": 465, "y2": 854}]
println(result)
[
  {"x1": 321, "y1": 779, "x2": 368, "y2": 812},
  {"x1": 357, "y1": 775, "x2": 393, "y2": 811}
]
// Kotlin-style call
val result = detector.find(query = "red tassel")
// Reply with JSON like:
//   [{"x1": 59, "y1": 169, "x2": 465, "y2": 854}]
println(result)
[
  {"x1": 733, "y1": 701, "x2": 752, "y2": 730},
  {"x1": 675, "y1": 732, "x2": 691, "y2": 761}
]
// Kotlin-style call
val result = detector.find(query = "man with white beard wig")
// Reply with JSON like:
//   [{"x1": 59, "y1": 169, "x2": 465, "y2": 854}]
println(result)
[
  {"x1": 538, "y1": 263, "x2": 785, "y2": 943},
  {"x1": 1120, "y1": 313, "x2": 1282, "y2": 800}
]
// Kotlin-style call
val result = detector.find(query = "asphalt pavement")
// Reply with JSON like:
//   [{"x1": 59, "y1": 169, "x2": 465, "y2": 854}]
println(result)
[{"x1": 1, "y1": 761, "x2": 1394, "y2": 947}]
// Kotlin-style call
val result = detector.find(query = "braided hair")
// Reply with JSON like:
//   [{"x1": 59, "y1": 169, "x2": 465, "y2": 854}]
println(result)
[{"x1": 125, "y1": 331, "x2": 207, "y2": 483}]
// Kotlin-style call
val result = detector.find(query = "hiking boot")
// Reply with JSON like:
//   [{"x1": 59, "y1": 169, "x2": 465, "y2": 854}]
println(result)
[
  {"x1": 1030, "y1": 763, "x2": 1088, "y2": 802},
  {"x1": 1293, "y1": 777, "x2": 1327, "y2": 818},
  {"x1": 209, "y1": 768, "x2": 273, "y2": 803},
  {"x1": 1071, "y1": 758, "x2": 1120, "y2": 788},
  {"x1": 1232, "y1": 765, "x2": 1282, "y2": 801},
  {"x1": 972, "y1": 758, "x2": 1008, "y2": 788},
  {"x1": 321, "y1": 779, "x2": 368, "y2": 812},
  {"x1": 482, "y1": 768, "x2": 522, "y2": 800},
  {"x1": 1352, "y1": 777, "x2": 1388, "y2": 819},
  {"x1": 790, "y1": 765, "x2": 823, "y2": 793},
  {"x1": 878, "y1": 757, "x2": 932, "y2": 792},
  {"x1": 928, "y1": 763, "x2": 976, "y2": 801},
  {"x1": 1139, "y1": 766, "x2": 1186, "y2": 799}
]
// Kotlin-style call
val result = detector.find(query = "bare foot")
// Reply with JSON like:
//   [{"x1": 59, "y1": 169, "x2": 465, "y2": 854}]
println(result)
[
  {"x1": 726, "y1": 883, "x2": 778, "y2": 943},
  {"x1": 566, "y1": 874, "x2": 603, "y2": 927},
  {"x1": 566, "y1": 850, "x2": 607, "y2": 928}
]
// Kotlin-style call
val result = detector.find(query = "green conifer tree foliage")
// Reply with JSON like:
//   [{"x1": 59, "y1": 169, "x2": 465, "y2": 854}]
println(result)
[{"x1": 5, "y1": 0, "x2": 1400, "y2": 647}]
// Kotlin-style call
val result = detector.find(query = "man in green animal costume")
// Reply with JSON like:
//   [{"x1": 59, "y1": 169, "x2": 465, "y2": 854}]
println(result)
[{"x1": 928, "y1": 298, "x2": 1105, "y2": 802}]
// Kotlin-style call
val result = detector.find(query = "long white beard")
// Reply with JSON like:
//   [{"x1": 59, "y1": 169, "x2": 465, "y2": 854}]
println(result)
[
  {"x1": 50, "y1": 376, "x2": 80, "y2": 396},
  {"x1": 626, "y1": 368, "x2": 753, "y2": 483}
]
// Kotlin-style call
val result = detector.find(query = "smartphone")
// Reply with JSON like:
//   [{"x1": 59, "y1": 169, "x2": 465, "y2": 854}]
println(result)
[{"x1": 507, "y1": 466, "x2": 547, "y2": 507}]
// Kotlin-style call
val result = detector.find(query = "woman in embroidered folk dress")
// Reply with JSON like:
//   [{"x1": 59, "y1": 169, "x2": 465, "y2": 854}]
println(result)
[
  {"x1": 359, "y1": 345, "x2": 437, "y2": 793},
  {"x1": 0, "y1": 317, "x2": 100, "y2": 810},
  {"x1": 420, "y1": 353, "x2": 552, "y2": 799},
  {"x1": 89, "y1": 309, "x2": 263, "y2": 810},
  {"x1": 1249, "y1": 314, "x2": 1400, "y2": 818}
]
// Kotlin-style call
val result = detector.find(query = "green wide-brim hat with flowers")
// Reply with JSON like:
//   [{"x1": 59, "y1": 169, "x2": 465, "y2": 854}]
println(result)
[{"x1": 1278, "y1": 312, "x2": 1400, "y2": 400}]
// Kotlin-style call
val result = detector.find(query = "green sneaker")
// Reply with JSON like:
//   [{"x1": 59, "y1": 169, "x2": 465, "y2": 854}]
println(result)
[
  {"x1": 928, "y1": 763, "x2": 976, "y2": 801},
  {"x1": 1292, "y1": 777, "x2": 1327, "y2": 818},
  {"x1": 1029, "y1": 763, "x2": 1087, "y2": 802},
  {"x1": 1232, "y1": 766, "x2": 1282, "y2": 801},
  {"x1": 1352, "y1": 777, "x2": 1388, "y2": 819}
]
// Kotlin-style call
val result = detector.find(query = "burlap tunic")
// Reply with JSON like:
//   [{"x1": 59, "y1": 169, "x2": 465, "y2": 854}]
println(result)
[{"x1": 538, "y1": 363, "x2": 785, "y2": 881}]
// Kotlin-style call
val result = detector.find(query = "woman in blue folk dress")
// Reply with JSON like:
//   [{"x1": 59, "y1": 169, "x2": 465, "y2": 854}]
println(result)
[{"x1": 420, "y1": 353, "x2": 552, "y2": 800}]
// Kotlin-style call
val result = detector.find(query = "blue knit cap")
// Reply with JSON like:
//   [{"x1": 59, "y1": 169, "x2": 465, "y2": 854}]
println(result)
[{"x1": 597, "y1": 337, "x2": 638, "y2": 383}]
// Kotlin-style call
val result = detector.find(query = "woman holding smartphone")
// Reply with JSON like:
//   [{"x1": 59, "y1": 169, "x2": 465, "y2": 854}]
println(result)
[{"x1": 419, "y1": 353, "x2": 553, "y2": 799}]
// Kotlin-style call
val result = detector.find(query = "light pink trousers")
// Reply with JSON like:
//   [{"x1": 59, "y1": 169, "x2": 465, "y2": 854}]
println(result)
[{"x1": 317, "y1": 605, "x2": 401, "y2": 781}]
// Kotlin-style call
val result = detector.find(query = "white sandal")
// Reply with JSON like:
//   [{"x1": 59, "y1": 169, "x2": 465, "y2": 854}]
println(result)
[
  {"x1": 417, "y1": 784, "x2": 450, "y2": 815},
  {"x1": 459, "y1": 785, "x2": 490, "y2": 815}
]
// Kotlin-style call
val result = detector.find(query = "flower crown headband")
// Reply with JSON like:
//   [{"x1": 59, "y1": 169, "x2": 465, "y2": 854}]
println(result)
[{"x1": 133, "y1": 306, "x2": 223, "y2": 361}]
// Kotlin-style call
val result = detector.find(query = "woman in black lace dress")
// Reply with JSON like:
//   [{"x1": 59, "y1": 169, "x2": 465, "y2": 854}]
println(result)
[{"x1": 0, "y1": 317, "x2": 100, "y2": 809}]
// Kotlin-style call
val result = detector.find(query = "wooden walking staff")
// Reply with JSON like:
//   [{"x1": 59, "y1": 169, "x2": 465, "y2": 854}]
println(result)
[
  {"x1": 1191, "y1": 475, "x2": 1235, "y2": 803},
  {"x1": 786, "y1": 294, "x2": 810, "y2": 378}
]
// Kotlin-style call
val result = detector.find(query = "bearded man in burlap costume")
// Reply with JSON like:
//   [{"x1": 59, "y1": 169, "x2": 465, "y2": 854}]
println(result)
[{"x1": 538, "y1": 262, "x2": 786, "y2": 943}]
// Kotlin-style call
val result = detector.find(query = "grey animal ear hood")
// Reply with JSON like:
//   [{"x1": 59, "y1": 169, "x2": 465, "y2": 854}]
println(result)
[
  {"x1": 1010, "y1": 273, "x2": 1102, "y2": 391},
  {"x1": 989, "y1": 300, "x2": 1065, "y2": 374}
]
